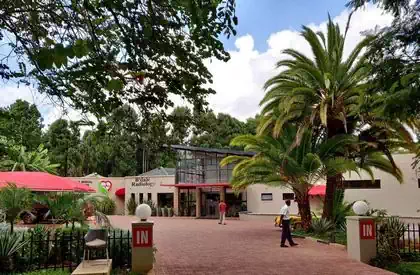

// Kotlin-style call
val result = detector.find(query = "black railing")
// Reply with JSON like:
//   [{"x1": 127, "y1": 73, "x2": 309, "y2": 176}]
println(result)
[
  {"x1": 14, "y1": 229, "x2": 131, "y2": 273},
  {"x1": 376, "y1": 223, "x2": 420, "y2": 257}
]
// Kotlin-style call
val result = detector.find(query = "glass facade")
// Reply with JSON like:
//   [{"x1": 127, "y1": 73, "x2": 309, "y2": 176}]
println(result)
[{"x1": 176, "y1": 150, "x2": 236, "y2": 184}]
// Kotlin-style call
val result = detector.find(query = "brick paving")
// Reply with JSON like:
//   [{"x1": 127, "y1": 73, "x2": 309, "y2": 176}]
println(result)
[{"x1": 109, "y1": 216, "x2": 393, "y2": 275}]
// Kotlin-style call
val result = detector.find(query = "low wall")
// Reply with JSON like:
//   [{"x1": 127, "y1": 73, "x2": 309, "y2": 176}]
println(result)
[{"x1": 239, "y1": 212, "x2": 277, "y2": 222}]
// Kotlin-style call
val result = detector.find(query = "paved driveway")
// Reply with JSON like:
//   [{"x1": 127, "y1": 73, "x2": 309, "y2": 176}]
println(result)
[{"x1": 109, "y1": 216, "x2": 392, "y2": 275}]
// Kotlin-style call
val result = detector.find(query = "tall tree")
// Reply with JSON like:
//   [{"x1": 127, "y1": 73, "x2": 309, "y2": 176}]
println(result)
[
  {"x1": 221, "y1": 126, "x2": 363, "y2": 230},
  {"x1": 0, "y1": 0, "x2": 237, "y2": 116},
  {"x1": 0, "y1": 100, "x2": 42, "y2": 150},
  {"x1": 44, "y1": 119, "x2": 80, "y2": 176},
  {"x1": 259, "y1": 17, "x2": 413, "y2": 219},
  {"x1": 347, "y1": 0, "x2": 420, "y2": 122}
]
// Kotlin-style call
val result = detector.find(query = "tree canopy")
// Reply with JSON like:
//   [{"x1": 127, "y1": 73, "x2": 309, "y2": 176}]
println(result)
[{"x1": 0, "y1": 0, "x2": 237, "y2": 116}]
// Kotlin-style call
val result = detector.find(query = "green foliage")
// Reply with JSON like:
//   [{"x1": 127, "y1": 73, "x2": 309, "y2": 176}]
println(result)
[
  {"x1": 310, "y1": 218, "x2": 335, "y2": 236},
  {"x1": 0, "y1": 230, "x2": 29, "y2": 272},
  {"x1": 0, "y1": 0, "x2": 237, "y2": 116},
  {"x1": 332, "y1": 189, "x2": 354, "y2": 230},
  {"x1": 126, "y1": 197, "x2": 137, "y2": 216},
  {"x1": 0, "y1": 141, "x2": 60, "y2": 174},
  {"x1": 0, "y1": 100, "x2": 43, "y2": 151},
  {"x1": 96, "y1": 196, "x2": 116, "y2": 215},
  {"x1": 387, "y1": 262, "x2": 420, "y2": 275},
  {"x1": 20, "y1": 270, "x2": 70, "y2": 275},
  {"x1": 191, "y1": 111, "x2": 259, "y2": 149},
  {"x1": 0, "y1": 183, "x2": 32, "y2": 233}
]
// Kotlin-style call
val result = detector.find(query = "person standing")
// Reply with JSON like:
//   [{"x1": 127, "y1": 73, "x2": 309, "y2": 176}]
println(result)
[
  {"x1": 218, "y1": 200, "x2": 227, "y2": 225},
  {"x1": 280, "y1": 200, "x2": 298, "y2": 247}
]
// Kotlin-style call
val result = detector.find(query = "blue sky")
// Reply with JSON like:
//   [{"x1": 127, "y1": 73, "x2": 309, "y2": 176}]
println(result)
[{"x1": 222, "y1": 0, "x2": 349, "y2": 52}]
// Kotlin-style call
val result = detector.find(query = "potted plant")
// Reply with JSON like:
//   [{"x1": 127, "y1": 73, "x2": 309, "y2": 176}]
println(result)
[
  {"x1": 179, "y1": 207, "x2": 184, "y2": 217},
  {"x1": 168, "y1": 208, "x2": 173, "y2": 217},
  {"x1": 157, "y1": 207, "x2": 162, "y2": 217},
  {"x1": 161, "y1": 207, "x2": 166, "y2": 217}
]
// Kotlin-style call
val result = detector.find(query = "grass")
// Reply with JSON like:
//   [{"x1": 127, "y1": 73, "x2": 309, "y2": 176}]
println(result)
[
  {"x1": 387, "y1": 262, "x2": 420, "y2": 275},
  {"x1": 20, "y1": 270, "x2": 70, "y2": 275},
  {"x1": 292, "y1": 230, "x2": 347, "y2": 245}
]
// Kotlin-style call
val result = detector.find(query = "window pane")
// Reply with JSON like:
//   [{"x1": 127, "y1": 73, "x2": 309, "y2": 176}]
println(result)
[
  {"x1": 282, "y1": 193, "x2": 295, "y2": 200},
  {"x1": 261, "y1": 193, "x2": 273, "y2": 201}
]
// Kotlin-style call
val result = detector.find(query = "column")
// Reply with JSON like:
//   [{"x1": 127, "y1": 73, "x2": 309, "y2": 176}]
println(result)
[
  {"x1": 219, "y1": 187, "x2": 226, "y2": 201},
  {"x1": 196, "y1": 188, "x2": 201, "y2": 218},
  {"x1": 132, "y1": 221, "x2": 154, "y2": 273},
  {"x1": 173, "y1": 187, "x2": 179, "y2": 216},
  {"x1": 346, "y1": 216, "x2": 376, "y2": 263}
]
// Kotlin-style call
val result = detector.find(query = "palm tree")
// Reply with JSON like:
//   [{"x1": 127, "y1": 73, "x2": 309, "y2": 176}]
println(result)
[
  {"x1": 0, "y1": 143, "x2": 60, "y2": 174},
  {"x1": 0, "y1": 183, "x2": 32, "y2": 233},
  {"x1": 220, "y1": 126, "x2": 360, "y2": 230},
  {"x1": 259, "y1": 16, "x2": 413, "y2": 219}
]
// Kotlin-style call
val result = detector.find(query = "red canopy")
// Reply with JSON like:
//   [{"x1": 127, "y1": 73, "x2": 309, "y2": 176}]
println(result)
[
  {"x1": 309, "y1": 185, "x2": 326, "y2": 196},
  {"x1": 115, "y1": 188, "x2": 125, "y2": 196},
  {"x1": 0, "y1": 172, "x2": 95, "y2": 192}
]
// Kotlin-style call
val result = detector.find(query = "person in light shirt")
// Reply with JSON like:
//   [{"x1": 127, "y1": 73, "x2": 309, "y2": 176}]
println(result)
[{"x1": 279, "y1": 200, "x2": 298, "y2": 247}]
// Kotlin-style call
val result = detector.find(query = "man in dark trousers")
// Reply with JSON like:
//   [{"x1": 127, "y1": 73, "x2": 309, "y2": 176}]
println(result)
[{"x1": 279, "y1": 200, "x2": 298, "y2": 247}]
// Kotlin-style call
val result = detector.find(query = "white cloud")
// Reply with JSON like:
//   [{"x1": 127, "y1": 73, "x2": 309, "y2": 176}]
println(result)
[
  {"x1": 0, "y1": 4, "x2": 394, "y2": 125},
  {"x1": 206, "y1": 4, "x2": 393, "y2": 121}
]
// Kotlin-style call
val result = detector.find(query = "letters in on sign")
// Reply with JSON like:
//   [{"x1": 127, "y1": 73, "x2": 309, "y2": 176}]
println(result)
[
  {"x1": 133, "y1": 226, "x2": 153, "y2": 247},
  {"x1": 359, "y1": 219, "x2": 375, "y2": 240}
]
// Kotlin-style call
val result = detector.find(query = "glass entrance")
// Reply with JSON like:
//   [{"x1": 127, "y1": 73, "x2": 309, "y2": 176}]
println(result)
[{"x1": 201, "y1": 192, "x2": 220, "y2": 218}]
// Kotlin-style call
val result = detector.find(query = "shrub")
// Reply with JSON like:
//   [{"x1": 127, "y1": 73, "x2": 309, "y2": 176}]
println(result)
[
  {"x1": 21, "y1": 270, "x2": 70, "y2": 275},
  {"x1": 126, "y1": 197, "x2": 137, "y2": 215},
  {"x1": 311, "y1": 218, "x2": 335, "y2": 236},
  {"x1": 0, "y1": 230, "x2": 30, "y2": 272},
  {"x1": 96, "y1": 197, "x2": 116, "y2": 215}
]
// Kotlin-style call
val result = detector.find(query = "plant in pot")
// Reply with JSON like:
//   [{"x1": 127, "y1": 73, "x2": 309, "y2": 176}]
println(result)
[
  {"x1": 168, "y1": 208, "x2": 173, "y2": 217},
  {"x1": 0, "y1": 230, "x2": 30, "y2": 272},
  {"x1": 161, "y1": 207, "x2": 167, "y2": 217},
  {"x1": 157, "y1": 207, "x2": 162, "y2": 217}
]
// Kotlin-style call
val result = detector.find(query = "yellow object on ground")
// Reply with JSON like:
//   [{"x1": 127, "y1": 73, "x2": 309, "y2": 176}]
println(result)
[{"x1": 274, "y1": 215, "x2": 302, "y2": 229}]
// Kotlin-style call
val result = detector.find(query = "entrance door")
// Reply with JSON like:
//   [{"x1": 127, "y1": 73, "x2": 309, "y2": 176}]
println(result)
[{"x1": 202, "y1": 192, "x2": 220, "y2": 218}]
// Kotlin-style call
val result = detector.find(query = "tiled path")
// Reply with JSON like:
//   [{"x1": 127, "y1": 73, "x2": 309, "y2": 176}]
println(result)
[{"x1": 109, "y1": 216, "x2": 393, "y2": 275}]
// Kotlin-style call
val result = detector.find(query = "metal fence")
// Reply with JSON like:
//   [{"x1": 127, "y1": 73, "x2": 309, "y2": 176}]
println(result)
[
  {"x1": 15, "y1": 229, "x2": 131, "y2": 273},
  {"x1": 376, "y1": 223, "x2": 420, "y2": 256}
]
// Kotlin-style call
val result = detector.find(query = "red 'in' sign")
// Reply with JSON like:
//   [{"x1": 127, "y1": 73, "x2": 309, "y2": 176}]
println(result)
[
  {"x1": 133, "y1": 227, "x2": 153, "y2": 247},
  {"x1": 359, "y1": 219, "x2": 375, "y2": 240}
]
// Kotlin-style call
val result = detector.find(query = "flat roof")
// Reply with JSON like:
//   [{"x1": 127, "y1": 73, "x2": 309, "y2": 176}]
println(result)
[{"x1": 165, "y1": 144, "x2": 255, "y2": 157}]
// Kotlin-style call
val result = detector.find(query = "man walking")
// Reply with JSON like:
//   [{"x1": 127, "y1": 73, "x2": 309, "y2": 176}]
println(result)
[
  {"x1": 218, "y1": 200, "x2": 227, "y2": 225},
  {"x1": 280, "y1": 200, "x2": 298, "y2": 247}
]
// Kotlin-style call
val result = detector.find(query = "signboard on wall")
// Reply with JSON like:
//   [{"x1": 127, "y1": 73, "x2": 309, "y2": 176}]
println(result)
[
  {"x1": 133, "y1": 226, "x2": 153, "y2": 247},
  {"x1": 359, "y1": 219, "x2": 375, "y2": 240},
  {"x1": 132, "y1": 177, "x2": 156, "y2": 188}
]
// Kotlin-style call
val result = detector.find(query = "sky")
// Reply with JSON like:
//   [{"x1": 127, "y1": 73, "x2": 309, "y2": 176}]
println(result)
[{"x1": 0, "y1": 0, "x2": 394, "y2": 128}]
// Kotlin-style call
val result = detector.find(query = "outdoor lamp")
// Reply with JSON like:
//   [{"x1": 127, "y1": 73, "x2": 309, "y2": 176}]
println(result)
[
  {"x1": 136, "y1": 203, "x2": 152, "y2": 221},
  {"x1": 352, "y1": 201, "x2": 369, "y2": 215}
]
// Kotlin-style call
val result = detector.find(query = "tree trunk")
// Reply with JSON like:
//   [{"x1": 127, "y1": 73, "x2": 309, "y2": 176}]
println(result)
[
  {"x1": 322, "y1": 175, "x2": 341, "y2": 220},
  {"x1": 295, "y1": 192, "x2": 312, "y2": 231},
  {"x1": 10, "y1": 221, "x2": 14, "y2": 234}
]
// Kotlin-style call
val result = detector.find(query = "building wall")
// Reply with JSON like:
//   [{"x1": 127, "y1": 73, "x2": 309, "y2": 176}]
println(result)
[
  {"x1": 70, "y1": 177, "x2": 126, "y2": 215},
  {"x1": 245, "y1": 153, "x2": 420, "y2": 218},
  {"x1": 344, "y1": 153, "x2": 419, "y2": 217},
  {"x1": 124, "y1": 175, "x2": 175, "y2": 214}
]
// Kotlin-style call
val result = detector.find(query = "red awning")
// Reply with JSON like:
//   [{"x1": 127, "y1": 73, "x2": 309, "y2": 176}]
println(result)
[
  {"x1": 161, "y1": 183, "x2": 230, "y2": 188},
  {"x1": 0, "y1": 172, "x2": 95, "y2": 192},
  {"x1": 309, "y1": 185, "x2": 326, "y2": 196},
  {"x1": 115, "y1": 188, "x2": 125, "y2": 196}
]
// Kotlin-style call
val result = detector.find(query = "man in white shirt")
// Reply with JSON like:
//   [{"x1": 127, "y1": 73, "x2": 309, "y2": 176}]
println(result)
[{"x1": 279, "y1": 200, "x2": 298, "y2": 247}]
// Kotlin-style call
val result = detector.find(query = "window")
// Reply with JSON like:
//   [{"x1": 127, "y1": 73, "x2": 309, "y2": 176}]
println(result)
[
  {"x1": 139, "y1": 193, "x2": 144, "y2": 203},
  {"x1": 261, "y1": 193, "x2": 273, "y2": 201},
  {"x1": 343, "y1": 180, "x2": 381, "y2": 189},
  {"x1": 282, "y1": 193, "x2": 295, "y2": 200},
  {"x1": 418, "y1": 179, "x2": 420, "y2": 188},
  {"x1": 147, "y1": 193, "x2": 152, "y2": 201},
  {"x1": 131, "y1": 193, "x2": 135, "y2": 200}
]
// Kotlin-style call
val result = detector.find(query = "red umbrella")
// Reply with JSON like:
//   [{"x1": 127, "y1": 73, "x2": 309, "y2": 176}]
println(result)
[{"x1": 0, "y1": 172, "x2": 95, "y2": 192}]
